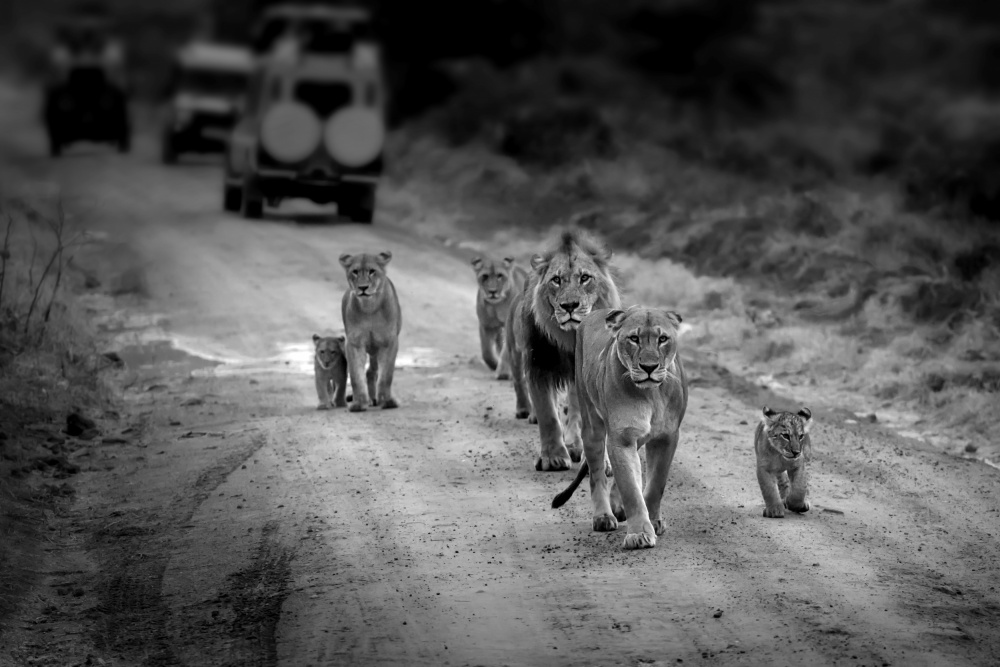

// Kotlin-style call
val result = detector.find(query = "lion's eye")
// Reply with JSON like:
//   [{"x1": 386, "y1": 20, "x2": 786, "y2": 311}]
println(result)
[
  {"x1": 780, "y1": 434, "x2": 790, "y2": 440},
  {"x1": 352, "y1": 269, "x2": 359, "y2": 276},
  {"x1": 481, "y1": 275, "x2": 489, "y2": 283},
  {"x1": 658, "y1": 335, "x2": 670, "y2": 344},
  {"x1": 628, "y1": 335, "x2": 640, "y2": 343},
  {"x1": 580, "y1": 274, "x2": 590, "y2": 284},
  {"x1": 369, "y1": 269, "x2": 375, "y2": 276},
  {"x1": 497, "y1": 275, "x2": 504, "y2": 281},
  {"x1": 551, "y1": 276, "x2": 561, "y2": 286}
]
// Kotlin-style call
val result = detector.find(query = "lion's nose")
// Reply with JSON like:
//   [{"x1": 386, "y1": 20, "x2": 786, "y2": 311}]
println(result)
[
  {"x1": 639, "y1": 363, "x2": 658, "y2": 376},
  {"x1": 560, "y1": 301, "x2": 580, "y2": 313}
]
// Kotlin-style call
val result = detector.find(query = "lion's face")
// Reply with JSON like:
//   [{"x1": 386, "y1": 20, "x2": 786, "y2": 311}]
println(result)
[
  {"x1": 312, "y1": 333, "x2": 345, "y2": 368},
  {"x1": 606, "y1": 307, "x2": 683, "y2": 390},
  {"x1": 533, "y1": 247, "x2": 608, "y2": 331},
  {"x1": 472, "y1": 256, "x2": 516, "y2": 304},
  {"x1": 760, "y1": 407, "x2": 812, "y2": 459},
  {"x1": 339, "y1": 251, "x2": 391, "y2": 300}
]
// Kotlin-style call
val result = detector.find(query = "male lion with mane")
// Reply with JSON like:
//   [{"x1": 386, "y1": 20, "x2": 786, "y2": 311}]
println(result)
[
  {"x1": 552, "y1": 306, "x2": 688, "y2": 550},
  {"x1": 504, "y1": 229, "x2": 621, "y2": 471}
]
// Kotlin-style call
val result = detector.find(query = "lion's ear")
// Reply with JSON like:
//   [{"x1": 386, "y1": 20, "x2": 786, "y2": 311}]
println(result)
[
  {"x1": 377, "y1": 251, "x2": 392, "y2": 266},
  {"x1": 761, "y1": 406, "x2": 778, "y2": 427},
  {"x1": 529, "y1": 253, "x2": 548, "y2": 274},
  {"x1": 502, "y1": 256, "x2": 515, "y2": 268},
  {"x1": 312, "y1": 333, "x2": 321, "y2": 346},
  {"x1": 471, "y1": 256, "x2": 484, "y2": 272},
  {"x1": 668, "y1": 311, "x2": 683, "y2": 324},
  {"x1": 798, "y1": 407, "x2": 813, "y2": 433},
  {"x1": 605, "y1": 309, "x2": 628, "y2": 331},
  {"x1": 335, "y1": 333, "x2": 346, "y2": 343},
  {"x1": 338, "y1": 253, "x2": 353, "y2": 268}
]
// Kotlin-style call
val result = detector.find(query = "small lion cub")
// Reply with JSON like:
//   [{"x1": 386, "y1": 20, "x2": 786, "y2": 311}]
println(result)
[
  {"x1": 313, "y1": 333, "x2": 348, "y2": 410},
  {"x1": 755, "y1": 406, "x2": 813, "y2": 518}
]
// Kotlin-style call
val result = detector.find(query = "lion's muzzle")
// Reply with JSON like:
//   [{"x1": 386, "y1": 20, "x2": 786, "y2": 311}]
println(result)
[{"x1": 555, "y1": 301, "x2": 589, "y2": 330}]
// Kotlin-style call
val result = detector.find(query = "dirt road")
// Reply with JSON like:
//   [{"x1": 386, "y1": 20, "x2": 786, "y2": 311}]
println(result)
[{"x1": 3, "y1": 82, "x2": 1000, "y2": 667}]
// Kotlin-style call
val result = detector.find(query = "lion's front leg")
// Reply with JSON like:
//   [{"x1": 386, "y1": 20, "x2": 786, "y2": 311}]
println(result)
[
  {"x1": 581, "y1": 400, "x2": 616, "y2": 532},
  {"x1": 530, "y1": 379, "x2": 571, "y2": 471},
  {"x1": 784, "y1": 466, "x2": 810, "y2": 514},
  {"x1": 494, "y1": 331, "x2": 511, "y2": 381},
  {"x1": 366, "y1": 354, "x2": 379, "y2": 406},
  {"x1": 346, "y1": 344, "x2": 370, "y2": 413},
  {"x1": 479, "y1": 324, "x2": 499, "y2": 371},
  {"x1": 375, "y1": 339, "x2": 399, "y2": 410},
  {"x1": 332, "y1": 359, "x2": 348, "y2": 408},
  {"x1": 562, "y1": 382, "x2": 583, "y2": 463},
  {"x1": 607, "y1": 434, "x2": 655, "y2": 549},
  {"x1": 644, "y1": 432, "x2": 679, "y2": 536},
  {"x1": 315, "y1": 372, "x2": 332, "y2": 410},
  {"x1": 508, "y1": 340, "x2": 532, "y2": 420},
  {"x1": 757, "y1": 466, "x2": 785, "y2": 518}
]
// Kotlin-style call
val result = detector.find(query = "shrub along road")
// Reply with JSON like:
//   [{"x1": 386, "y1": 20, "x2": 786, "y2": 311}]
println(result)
[{"x1": 1, "y1": 83, "x2": 999, "y2": 666}]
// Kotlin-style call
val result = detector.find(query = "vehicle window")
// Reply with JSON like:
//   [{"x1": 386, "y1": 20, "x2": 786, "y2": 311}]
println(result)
[
  {"x1": 178, "y1": 68, "x2": 248, "y2": 96},
  {"x1": 294, "y1": 81, "x2": 351, "y2": 117},
  {"x1": 253, "y1": 17, "x2": 290, "y2": 52},
  {"x1": 298, "y1": 20, "x2": 356, "y2": 53}
]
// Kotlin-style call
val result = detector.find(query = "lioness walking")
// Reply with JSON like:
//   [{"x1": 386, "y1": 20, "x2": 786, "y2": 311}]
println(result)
[{"x1": 339, "y1": 251, "x2": 402, "y2": 411}]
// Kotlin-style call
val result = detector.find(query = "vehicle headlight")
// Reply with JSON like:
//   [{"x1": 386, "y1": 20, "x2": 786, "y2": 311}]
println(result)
[
  {"x1": 261, "y1": 101, "x2": 322, "y2": 163},
  {"x1": 324, "y1": 107, "x2": 384, "y2": 167}
]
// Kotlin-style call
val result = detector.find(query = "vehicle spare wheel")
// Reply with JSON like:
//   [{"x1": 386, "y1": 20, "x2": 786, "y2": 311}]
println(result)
[
  {"x1": 261, "y1": 102, "x2": 321, "y2": 163},
  {"x1": 324, "y1": 107, "x2": 384, "y2": 167}
]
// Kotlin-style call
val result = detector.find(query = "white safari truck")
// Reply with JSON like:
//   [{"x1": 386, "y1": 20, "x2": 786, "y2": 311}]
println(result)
[{"x1": 222, "y1": 11, "x2": 385, "y2": 222}]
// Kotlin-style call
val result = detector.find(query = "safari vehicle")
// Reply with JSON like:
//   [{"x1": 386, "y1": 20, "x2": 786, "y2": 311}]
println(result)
[
  {"x1": 43, "y1": 11, "x2": 131, "y2": 156},
  {"x1": 249, "y1": 2, "x2": 376, "y2": 56},
  {"x1": 222, "y1": 38, "x2": 385, "y2": 222},
  {"x1": 160, "y1": 42, "x2": 253, "y2": 164}
]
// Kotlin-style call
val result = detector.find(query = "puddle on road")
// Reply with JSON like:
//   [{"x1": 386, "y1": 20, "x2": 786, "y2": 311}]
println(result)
[
  {"x1": 117, "y1": 340, "x2": 223, "y2": 373},
  {"x1": 115, "y1": 338, "x2": 448, "y2": 379}
]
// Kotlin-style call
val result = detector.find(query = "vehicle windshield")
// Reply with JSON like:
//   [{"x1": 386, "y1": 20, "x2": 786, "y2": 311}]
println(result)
[{"x1": 178, "y1": 68, "x2": 248, "y2": 96}]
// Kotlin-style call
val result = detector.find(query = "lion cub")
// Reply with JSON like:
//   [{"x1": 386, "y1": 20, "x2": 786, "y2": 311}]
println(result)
[
  {"x1": 471, "y1": 255, "x2": 527, "y2": 380},
  {"x1": 313, "y1": 333, "x2": 348, "y2": 409},
  {"x1": 339, "y1": 251, "x2": 402, "y2": 411},
  {"x1": 755, "y1": 406, "x2": 813, "y2": 518}
]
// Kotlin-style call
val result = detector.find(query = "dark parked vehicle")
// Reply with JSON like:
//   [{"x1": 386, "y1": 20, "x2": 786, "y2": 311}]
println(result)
[{"x1": 44, "y1": 13, "x2": 130, "y2": 156}]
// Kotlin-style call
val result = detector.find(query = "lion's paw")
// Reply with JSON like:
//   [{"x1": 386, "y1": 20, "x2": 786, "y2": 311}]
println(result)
[
  {"x1": 611, "y1": 502, "x2": 626, "y2": 522},
  {"x1": 515, "y1": 409, "x2": 530, "y2": 420},
  {"x1": 652, "y1": 519, "x2": 667, "y2": 536},
  {"x1": 381, "y1": 397, "x2": 399, "y2": 410},
  {"x1": 592, "y1": 514, "x2": 618, "y2": 532},
  {"x1": 622, "y1": 532, "x2": 656, "y2": 550},
  {"x1": 496, "y1": 371, "x2": 510, "y2": 381},
  {"x1": 535, "y1": 455, "x2": 572, "y2": 472},
  {"x1": 349, "y1": 402, "x2": 368, "y2": 413},
  {"x1": 317, "y1": 404, "x2": 331, "y2": 411},
  {"x1": 334, "y1": 400, "x2": 348, "y2": 408},
  {"x1": 763, "y1": 506, "x2": 785, "y2": 518},
  {"x1": 786, "y1": 499, "x2": 811, "y2": 514},
  {"x1": 528, "y1": 414, "x2": 538, "y2": 425}
]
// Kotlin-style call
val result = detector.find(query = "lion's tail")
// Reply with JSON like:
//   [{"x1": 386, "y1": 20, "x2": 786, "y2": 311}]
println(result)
[{"x1": 551, "y1": 460, "x2": 589, "y2": 509}]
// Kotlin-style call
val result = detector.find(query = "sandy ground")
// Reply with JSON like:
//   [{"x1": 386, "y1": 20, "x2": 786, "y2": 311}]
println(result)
[{"x1": 2, "y1": 82, "x2": 1000, "y2": 667}]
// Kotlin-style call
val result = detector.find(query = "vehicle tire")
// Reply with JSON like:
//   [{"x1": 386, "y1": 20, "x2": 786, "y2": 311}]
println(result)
[
  {"x1": 47, "y1": 131, "x2": 62, "y2": 158},
  {"x1": 117, "y1": 128, "x2": 131, "y2": 154},
  {"x1": 340, "y1": 184, "x2": 376, "y2": 224},
  {"x1": 161, "y1": 132, "x2": 178, "y2": 165},
  {"x1": 223, "y1": 182, "x2": 242, "y2": 212},
  {"x1": 241, "y1": 176, "x2": 264, "y2": 220}
]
